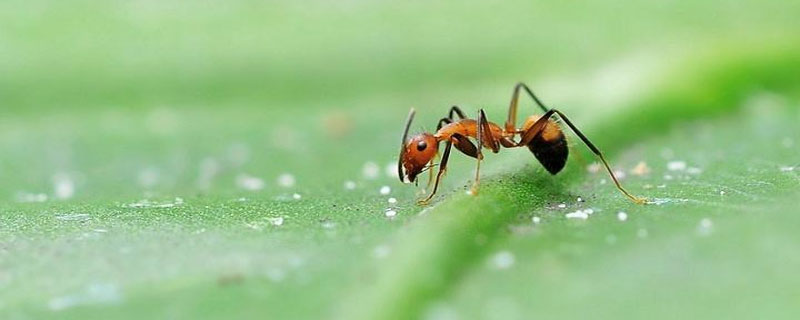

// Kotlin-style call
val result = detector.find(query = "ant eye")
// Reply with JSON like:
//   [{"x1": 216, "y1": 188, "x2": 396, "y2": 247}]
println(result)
[{"x1": 417, "y1": 141, "x2": 428, "y2": 151}]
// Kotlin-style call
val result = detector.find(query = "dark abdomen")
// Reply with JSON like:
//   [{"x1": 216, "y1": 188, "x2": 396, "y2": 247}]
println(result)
[{"x1": 528, "y1": 132, "x2": 568, "y2": 175}]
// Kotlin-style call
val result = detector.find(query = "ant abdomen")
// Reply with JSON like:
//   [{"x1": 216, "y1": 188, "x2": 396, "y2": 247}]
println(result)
[{"x1": 527, "y1": 128, "x2": 568, "y2": 175}]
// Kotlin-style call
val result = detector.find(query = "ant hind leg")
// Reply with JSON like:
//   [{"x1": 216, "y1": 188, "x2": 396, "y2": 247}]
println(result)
[
  {"x1": 505, "y1": 82, "x2": 551, "y2": 134},
  {"x1": 517, "y1": 109, "x2": 647, "y2": 204}
]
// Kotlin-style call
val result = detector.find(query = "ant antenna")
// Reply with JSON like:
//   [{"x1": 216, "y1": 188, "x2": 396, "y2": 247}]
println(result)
[{"x1": 397, "y1": 109, "x2": 416, "y2": 182}]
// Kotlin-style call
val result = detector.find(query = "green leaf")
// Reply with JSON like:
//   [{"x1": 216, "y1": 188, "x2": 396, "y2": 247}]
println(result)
[{"x1": 2, "y1": 2, "x2": 800, "y2": 319}]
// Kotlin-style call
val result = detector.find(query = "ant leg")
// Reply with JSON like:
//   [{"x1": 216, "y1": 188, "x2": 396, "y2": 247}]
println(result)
[
  {"x1": 437, "y1": 118, "x2": 452, "y2": 130},
  {"x1": 471, "y1": 109, "x2": 500, "y2": 195},
  {"x1": 448, "y1": 105, "x2": 467, "y2": 120},
  {"x1": 479, "y1": 110, "x2": 500, "y2": 153},
  {"x1": 422, "y1": 155, "x2": 438, "y2": 193},
  {"x1": 441, "y1": 120, "x2": 479, "y2": 158},
  {"x1": 566, "y1": 135, "x2": 588, "y2": 167},
  {"x1": 473, "y1": 112, "x2": 484, "y2": 195},
  {"x1": 419, "y1": 141, "x2": 453, "y2": 205},
  {"x1": 518, "y1": 109, "x2": 647, "y2": 204},
  {"x1": 441, "y1": 107, "x2": 479, "y2": 159},
  {"x1": 505, "y1": 82, "x2": 551, "y2": 134},
  {"x1": 452, "y1": 133, "x2": 478, "y2": 158},
  {"x1": 547, "y1": 110, "x2": 649, "y2": 204},
  {"x1": 437, "y1": 106, "x2": 467, "y2": 130},
  {"x1": 516, "y1": 110, "x2": 556, "y2": 147}
]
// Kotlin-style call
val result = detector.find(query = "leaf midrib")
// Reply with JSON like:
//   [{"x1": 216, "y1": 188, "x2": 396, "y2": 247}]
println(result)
[{"x1": 334, "y1": 41, "x2": 800, "y2": 320}]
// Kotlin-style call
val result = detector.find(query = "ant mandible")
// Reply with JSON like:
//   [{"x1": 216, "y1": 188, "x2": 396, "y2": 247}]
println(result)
[{"x1": 397, "y1": 82, "x2": 647, "y2": 205}]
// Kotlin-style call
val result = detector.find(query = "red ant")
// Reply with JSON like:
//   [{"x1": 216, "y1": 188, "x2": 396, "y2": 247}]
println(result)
[{"x1": 397, "y1": 82, "x2": 647, "y2": 205}]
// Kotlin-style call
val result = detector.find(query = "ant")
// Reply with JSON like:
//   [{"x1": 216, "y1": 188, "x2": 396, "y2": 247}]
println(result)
[{"x1": 397, "y1": 82, "x2": 647, "y2": 205}]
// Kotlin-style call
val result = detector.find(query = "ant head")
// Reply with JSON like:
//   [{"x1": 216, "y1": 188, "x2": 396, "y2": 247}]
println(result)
[
  {"x1": 397, "y1": 109, "x2": 440, "y2": 184},
  {"x1": 400, "y1": 133, "x2": 439, "y2": 183}
]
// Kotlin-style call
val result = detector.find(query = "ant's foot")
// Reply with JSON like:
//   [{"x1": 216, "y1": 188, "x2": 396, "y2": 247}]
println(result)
[{"x1": 633, "y1": 197, "x2": 648, "y2": 205}]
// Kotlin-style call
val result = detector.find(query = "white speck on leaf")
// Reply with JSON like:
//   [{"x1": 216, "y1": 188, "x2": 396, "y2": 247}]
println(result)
[
  {"x1": 362, "y1": 161, "x2": 380, "y2": 179},
  {"x1": 384, "y1": 209, "x2": 397, "y2": 218},
  {"x1": 385, "y1": 162, "x2": 398, "y2": 178},
  {"x1": 16, "y1": 192, "x2": 48, "y2": 203},
  {"x1": 48, "y1": 283, "x2": 121, "y2": 311},
  {"x1": 380, "y1": 186, "x2": 391, "y2": 195},
  {"x1": 55, "y1": 213, "x2": 90, "y2": 221},
  {"x1": 123, "y1": 197, "x2": 184, "y2": 209},
  {"x1": 236, "y1": 174, "x2": 264, "y2": 191},
  {"x1": 245, "y1": 222, "x2": 263, "y2": 230},
  {"x1": 388, "y1": 197, "x2": 397, "y2": 204},
  {"x1": 137, "y1": 167, "x2": 160, "y2": 189},
  {"x1": 667, "y1": 161, "x2": 687, "y2": 171},
  {"x1": 532, "y1": 216, "x2": 541, "y2": 224},
  {"x1": 617, "y1": 211, "x2": 628, "y2": 221},
  {"x1": 687, "y1": 167, "x2": 703, "y2": 175},
  {"x1": 277, "y1": 173, "x2": 296, "y2": 188},
  {"x1": 321, "y1": 219, "x2": 336, "y2": 229},
  {"x1": 52, "y1": 173, "x2": 75, "y2": 200},
  {"x1": 373, "y1": 245, "x2": 391, "y2": 258},
  {"x1": 267, "y1": 217, "x2": 284, "y2": 226},
  {"x1": 489, "y1": 251, "x2": 515, "y2": 270},
  {"x1": 698, "y1": 218, "x2": 713, "y2": 236},
  {"x1": 565, "y1": 210, "x2": 589, "y2": 220},
  {"x1": 344, "y1": 180, "x2": 357, "y2": 190},
  {"x1": 647, "y1": 197, "x2": 689, "y2": 205}
]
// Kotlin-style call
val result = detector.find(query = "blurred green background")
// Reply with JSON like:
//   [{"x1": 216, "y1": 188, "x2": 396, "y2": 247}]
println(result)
[{"x1": 1, "y1": 1, "x2": 799, "y2": 319}]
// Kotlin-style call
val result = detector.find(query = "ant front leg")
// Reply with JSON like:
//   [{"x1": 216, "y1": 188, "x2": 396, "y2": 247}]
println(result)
[
  {"x1": 419, "y1": 141, "x2": 453, "y2": 205},
  {"x1": 422, "y1": 155, "x2": 438, "y2": 193}
]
